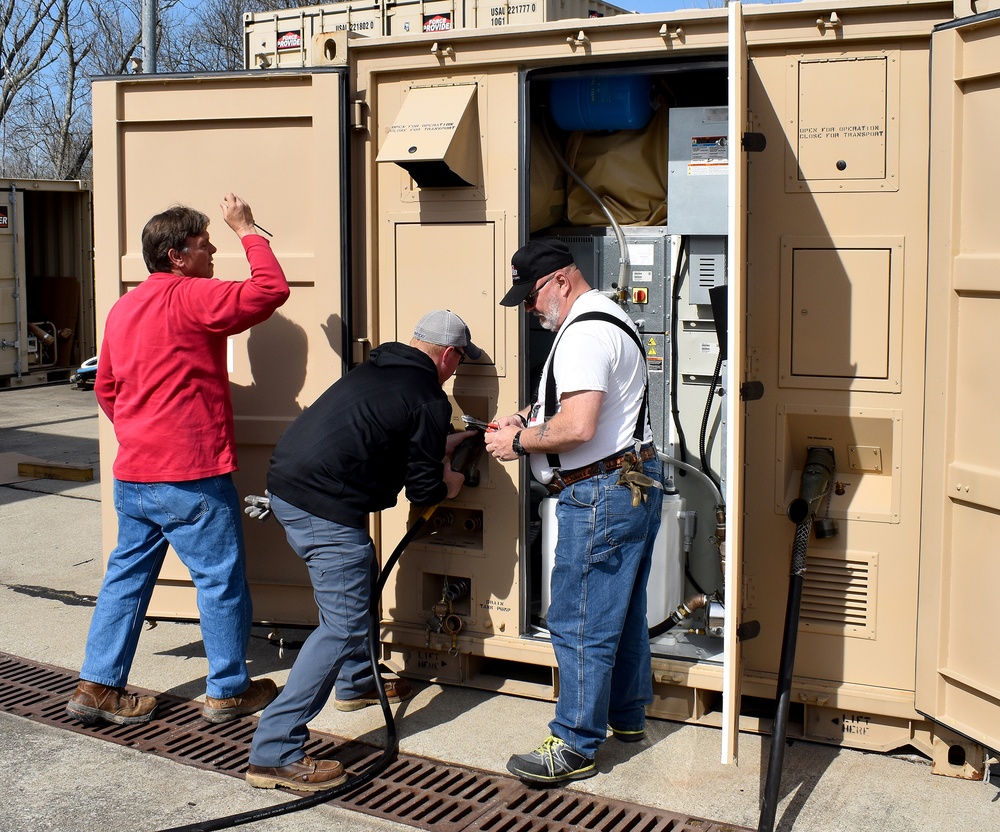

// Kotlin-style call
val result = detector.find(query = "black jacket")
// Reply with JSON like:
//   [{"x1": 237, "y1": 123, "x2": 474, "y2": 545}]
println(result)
[{"x1": 267, "y1": 342, "x2": 451, "y2": 528}]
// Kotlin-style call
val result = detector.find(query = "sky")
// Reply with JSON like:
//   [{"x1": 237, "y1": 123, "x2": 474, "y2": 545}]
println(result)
[
  {"x1": 618, "y1": 1, "x2": 798, "y2": 14},
  {"x1": 623, "y1": 0, "x2": 716, "y2": 11}
]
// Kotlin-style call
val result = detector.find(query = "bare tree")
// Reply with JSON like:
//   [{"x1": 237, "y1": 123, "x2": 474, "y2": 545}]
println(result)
[
  {"x1": 0, "y1": 0, "x2": 70, "y2": 174},
  {"x1": 2, "y1": 0, "x2": 198, "y2": 179},
  {"x1": 2, "y1": 0, "x2": 130, "y2": 179},
  {"x1": 45, "y1": 7, "x2": 98, "y2": 178},
  {"x1": 86, "y1": 0, "x2": 143, "y2": 75},
  {"x1": 178, "y1": 0, "x2": 313, "y2": 72}
]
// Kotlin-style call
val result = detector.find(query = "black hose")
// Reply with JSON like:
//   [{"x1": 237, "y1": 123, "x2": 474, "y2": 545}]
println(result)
[
  {"x1": 669, "y1": 237, "x2": 690, "y2": 467},
  {"x1": 155, "y1": 505, "x2": 438, "y2": 832},
  {"x1": 648, "y1": 610, "x2": 685, "y2": 639},
  {"x1": 648, "y1": 592, "x2": 710, "y2": 639},
  {"x1": 685, "y1": 564, "x2": 708, "y2": 598},
  {"x1": 757, "y1": 515, "x2": 813, "y2": 832},
  {"x1": 698, "y1": 350, "x2": 723, "y2": 492}
]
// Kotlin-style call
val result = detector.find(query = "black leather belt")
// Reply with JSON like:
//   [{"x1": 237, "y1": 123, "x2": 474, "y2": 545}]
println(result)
[{"x1": 546, "y1": 444, "x2": 656, "y2": 495}]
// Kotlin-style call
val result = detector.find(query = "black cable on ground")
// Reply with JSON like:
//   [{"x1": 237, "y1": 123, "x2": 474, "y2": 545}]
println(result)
[
  {"x1": 759, "y1": 448, "x2": 834, "y2": 832},
  {"x1": 155, "y1": 505, "x2": 437, "y2": 832},
  {"x1": 757, "y1": 516, "x2": 812, "y2": 832}
]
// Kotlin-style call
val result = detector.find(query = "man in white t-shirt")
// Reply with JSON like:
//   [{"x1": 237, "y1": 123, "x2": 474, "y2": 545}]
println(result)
[{"x1": 486, "y1": 239, "x2": 664, "y2": 784}]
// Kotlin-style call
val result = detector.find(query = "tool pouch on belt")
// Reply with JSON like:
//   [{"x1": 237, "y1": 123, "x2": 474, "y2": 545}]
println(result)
[{"x1": 617, "y1": 451, "x2": 664, "y2": 507}]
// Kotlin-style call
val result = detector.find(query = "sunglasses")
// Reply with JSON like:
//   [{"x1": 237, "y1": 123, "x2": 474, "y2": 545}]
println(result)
[{"x1": 524, "y1": 273, "x2": 557, "y2": 305}]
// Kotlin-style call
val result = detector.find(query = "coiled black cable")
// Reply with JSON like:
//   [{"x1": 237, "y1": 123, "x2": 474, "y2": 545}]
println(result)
[{"x1": 155, "y1": 505, "x2": 438, "y2": 832}]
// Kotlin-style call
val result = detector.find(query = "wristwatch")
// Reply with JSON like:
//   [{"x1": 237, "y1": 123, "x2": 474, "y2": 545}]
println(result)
[{"x1": 512, "y1": 430, "x2": 527, "y2": 457}]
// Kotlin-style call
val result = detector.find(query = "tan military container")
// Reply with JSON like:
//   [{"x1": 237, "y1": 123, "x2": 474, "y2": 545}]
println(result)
[
  {"x1": 0, "y1": 179, "x2": 95, "y2": 388},
  {"x1": 91, "y1": 70, "x2": 350, "y2": 623},
  {"x1": 91, "y1": 0, "x2": 1000, "y2": 774},
  {"x1": 243, "y1": 0, "x2": 630, "y2": 69}
]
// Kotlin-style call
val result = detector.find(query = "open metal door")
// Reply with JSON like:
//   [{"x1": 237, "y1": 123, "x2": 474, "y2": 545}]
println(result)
[
  {"x1": 91, "y1": 69, "x2": 350, "y2": 625},
  {"x1": 721, "y1": 0, "x2": 750, "y2": 766},
  {"x1": 916, "y1": 9, "x2": 1000, "y2": 754},
  {"x1": 0, "y1": 187, "x2": 26, "y2": 378}
]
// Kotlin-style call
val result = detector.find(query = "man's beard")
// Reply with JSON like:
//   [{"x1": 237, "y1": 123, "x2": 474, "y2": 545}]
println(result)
[{"x1": 535, "y1": 295, "x2": 561, "y2": 331}]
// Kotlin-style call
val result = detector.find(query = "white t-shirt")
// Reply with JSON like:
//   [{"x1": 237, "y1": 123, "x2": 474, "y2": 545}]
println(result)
[{"x1": 528, "y1": 290, "x2": 652, "y2": 484}]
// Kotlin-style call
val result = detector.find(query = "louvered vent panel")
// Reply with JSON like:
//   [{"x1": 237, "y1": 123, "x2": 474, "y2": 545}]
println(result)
[{"x1": 801, "y1": 552, "x2": 877, "y2": 639}]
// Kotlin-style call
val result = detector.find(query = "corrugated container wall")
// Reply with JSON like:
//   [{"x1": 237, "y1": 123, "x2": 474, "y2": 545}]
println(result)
[{"x1": 243, "y1": 0, "x2": 630, "y2": 69}]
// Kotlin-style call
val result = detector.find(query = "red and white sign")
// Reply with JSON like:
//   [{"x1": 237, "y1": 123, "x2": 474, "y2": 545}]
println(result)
[
  {"x1": 423, "y1": 13, "x2": 452, "y2": 32},
  {"x1": 276, "y1": 30, "x2": 303, "y2": 51}
]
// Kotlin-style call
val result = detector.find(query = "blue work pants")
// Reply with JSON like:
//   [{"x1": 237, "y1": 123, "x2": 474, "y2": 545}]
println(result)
[
  {"x1": 547, "y1": 456, "x2": 664, "y2": 758},
  {"x1": 80, "y1": 475, "x2": 252, "y2": 699},
  {"x1": 249, "y1": 493, "x2": 376, "y2": 767}
]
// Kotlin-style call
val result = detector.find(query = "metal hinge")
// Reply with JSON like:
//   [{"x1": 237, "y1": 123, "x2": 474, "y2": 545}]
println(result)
[
  {"x1": 352, "y1": 99, "x2": 368, "y2": 131},
  {"x1": 742, "y1": 132, "x2": 767, "y2": 153}
]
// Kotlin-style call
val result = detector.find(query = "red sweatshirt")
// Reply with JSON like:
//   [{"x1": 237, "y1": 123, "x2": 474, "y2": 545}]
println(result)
[{"x1": 96, "y1": 235, "x2": 290, "y2": 482}]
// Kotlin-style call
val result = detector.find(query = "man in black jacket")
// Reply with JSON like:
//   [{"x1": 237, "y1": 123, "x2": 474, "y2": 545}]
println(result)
[{"x1": 246, "y1": 310, "x2": 480, "y2": 792}]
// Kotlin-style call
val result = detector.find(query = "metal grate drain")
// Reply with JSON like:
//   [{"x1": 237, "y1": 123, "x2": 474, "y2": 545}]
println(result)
[{"x1": 1, "y1": 652, "x2": 750, "y2": 832}]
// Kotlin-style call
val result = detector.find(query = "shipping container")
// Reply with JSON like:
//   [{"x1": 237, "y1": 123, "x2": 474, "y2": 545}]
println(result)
[
  {"x1": 92, "y1": 0, "x2": 1000, "y2": 776},
  {"x1": 243, "y1": 0, "x2": 630, "y2": 68},
  {"x1": 0, "y1": 179, "x2": 95, "y2": 389}
]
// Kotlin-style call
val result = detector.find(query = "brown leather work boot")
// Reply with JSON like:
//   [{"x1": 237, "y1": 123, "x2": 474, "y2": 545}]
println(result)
[
  {"x1": 334, "y1": 676, "x2": 412, "y2": 712},
  {"x1": 201, "y1": 677, "x2": 277, "y2": 723},
  {"x1": 66, "y1": 680, "x2": 157, "y2": 726},
  {"x1": 246, "y1": 754, "x2": 348, "y2": 791}
]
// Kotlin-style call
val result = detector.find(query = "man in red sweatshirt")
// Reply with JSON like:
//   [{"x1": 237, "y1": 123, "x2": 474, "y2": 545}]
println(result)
[{"x1": 67, "y1": 193, "x2": 289, "y2": 726}]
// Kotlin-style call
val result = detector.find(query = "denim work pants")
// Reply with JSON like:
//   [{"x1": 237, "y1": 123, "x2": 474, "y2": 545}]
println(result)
[
  {"x1": 547, "y1": 456, "x2": 664, "y2": 759},
  {"x1": 249, "y1": 493, "x2": 377, "y2": 767},
  {"x1": 80, "y1": 475, "x2": 252, "y2": 699}
]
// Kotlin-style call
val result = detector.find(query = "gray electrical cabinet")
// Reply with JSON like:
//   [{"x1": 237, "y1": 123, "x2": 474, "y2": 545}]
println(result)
[{"x1": 667, "y1": 106, "x2": 729, "y2": 236}]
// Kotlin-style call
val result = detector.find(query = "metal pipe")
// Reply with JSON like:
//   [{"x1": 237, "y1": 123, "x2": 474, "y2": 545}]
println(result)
[
  {"x1": 141, "y1": 0, "x2": 157, "y2": 74},
  {"x1": 657, "y1": 450, "x2": 724, "y2": 505},
  {"x1": 648, "y1": 592, "x2": 709, "y2": 638},
  {"x1": 540, "y1": 119, "x2": 630, "y2": 287}
]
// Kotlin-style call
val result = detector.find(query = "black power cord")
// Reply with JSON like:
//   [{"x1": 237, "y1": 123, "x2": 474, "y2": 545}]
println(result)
[
  {"x1": 669, "y1": 236, "x2": 690, "y2": 468},
  {"x1": 698, "y1": 350, "x2": 724, "y2": 492},
  {"x1": 156, "y1": 504, "x2": 438, "y2": 832}
]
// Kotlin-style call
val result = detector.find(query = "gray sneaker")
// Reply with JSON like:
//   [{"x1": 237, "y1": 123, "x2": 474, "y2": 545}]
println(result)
[{"x1": 506, "y1": 735, "x2": 595, "y2": 784}]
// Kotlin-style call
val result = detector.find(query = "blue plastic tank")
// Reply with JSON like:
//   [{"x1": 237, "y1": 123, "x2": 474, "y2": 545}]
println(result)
[{"x1": 549, "y1": 75, "x2": 654, "y2": 132}]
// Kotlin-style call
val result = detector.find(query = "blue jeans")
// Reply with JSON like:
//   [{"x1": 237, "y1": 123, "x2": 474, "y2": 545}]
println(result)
[
  {"x1": 80, "y1": 475, "x2": 252, "y2": 699},
  {"x1": 249, "y1": 493, "x2": 377, "y2": 767},
  {"x1": 547, "y1": 455, "x2": 663, "y2": 759}
]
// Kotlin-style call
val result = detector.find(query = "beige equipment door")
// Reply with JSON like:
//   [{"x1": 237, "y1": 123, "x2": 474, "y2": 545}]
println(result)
[
  {"x1": 721, "y1": 0, "x2": 750, "y2": 766},
  {"x1": 0, "y1": 187, "x2": 26, "y2": 377},
  {"x1": 91, "y1": 69, "x2": 349, "y2": 624},
  {"x1": 916, "y1": 10, "x2": 1000, "y2": 753}
]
